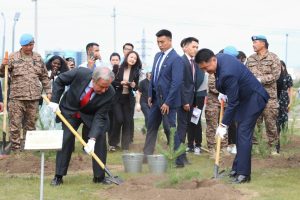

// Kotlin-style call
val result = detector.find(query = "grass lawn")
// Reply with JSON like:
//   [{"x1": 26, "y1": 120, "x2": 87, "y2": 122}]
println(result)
[{"x1": 0, "y1": 115, "x2": 300, "y2": 199}]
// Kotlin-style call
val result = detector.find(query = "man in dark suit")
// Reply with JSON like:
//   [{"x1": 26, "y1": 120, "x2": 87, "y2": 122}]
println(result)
[
  {"x1": 143, "y1": 29, "x2": 184, "y2": 160},
  {"x1": 175, "y1": 37, "x2": 204, "y2": 166},
  {"x1": 195, "y1": 49, "x2": 269, "y2": 183},
  {"x1": 48, "y1": 67, "x2": 115, "y2": 186}
]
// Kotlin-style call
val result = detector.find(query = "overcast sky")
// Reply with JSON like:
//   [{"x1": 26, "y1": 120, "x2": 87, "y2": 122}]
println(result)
[{"x1": 1, "y1": 0, "x2": 300, "y2": 68}]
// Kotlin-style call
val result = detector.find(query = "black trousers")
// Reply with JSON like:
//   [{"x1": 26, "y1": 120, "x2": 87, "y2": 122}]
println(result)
[
  {"x1": 141, "y1": 101, "x2": 149, "y2": 127},
  {"x1": 228, "y1": 122, "x2": 237, "y2": 145},
  {"x1": 55, "y1": 117, "x2": 107, "y2": 178},
  {"x1": 187, "y1": 96, "x2": 205, "y2": 148},
  {"x1": 110, "y1": 94, "x2": 133, "y2": 150}
]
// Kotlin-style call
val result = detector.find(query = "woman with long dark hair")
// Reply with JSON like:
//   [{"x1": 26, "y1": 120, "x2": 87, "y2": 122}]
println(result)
[
  {"x1": 276, "y1": 60, "x2": 293, "y2": 153},
  {"x1": 277, "y1": 60, "x2": 293, "y2": 134},
  {"x1": 46, "y1": 55, "x2": 69, "y2": 81},
  {"x1": 109, "y1": 51, "x2": 142, "y2": 151}
]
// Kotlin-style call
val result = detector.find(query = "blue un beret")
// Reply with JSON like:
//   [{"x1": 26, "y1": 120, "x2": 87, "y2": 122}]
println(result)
[
  {"x1": 19, "y1": 33, "x2": 34, "y2": 46},
  {"x1": 251, "y1": 35, "x2": 267, "y2": 41},
  {"x1": 223, "y1": 46, "x2": 238, "y2": 57}
]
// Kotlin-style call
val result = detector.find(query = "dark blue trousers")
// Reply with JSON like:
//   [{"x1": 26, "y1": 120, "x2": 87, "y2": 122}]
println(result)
[
  {"x1": 143, "y1": 102, "x2": 176, "y2": 155},
  {"x1": 232, "y1": 96, "x2": 265, "y2": 176}
]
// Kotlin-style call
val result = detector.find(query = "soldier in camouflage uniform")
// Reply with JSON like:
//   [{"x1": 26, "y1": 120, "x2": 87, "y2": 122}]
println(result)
[
  {"x1": 0, "y1": 34, "x2": 51, "y2": 152},
  {"x1": 205, "y1": 74, "x2": 228, "y2": 150},
  {"x1": 246, "y1": 35, "x2": 281, "y2": 153}
]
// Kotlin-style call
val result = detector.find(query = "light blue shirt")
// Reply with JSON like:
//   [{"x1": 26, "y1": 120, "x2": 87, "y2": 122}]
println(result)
[{"x1": 80, "y1": 81, "x2": 95, "y2": 100}]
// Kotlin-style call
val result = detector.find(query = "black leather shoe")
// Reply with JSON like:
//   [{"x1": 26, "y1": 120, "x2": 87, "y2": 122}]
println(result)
[
  {"x1": 231, "y1": 175, "x2": 251, "y2": 184},
  {"x1": 175, "y1": 163, "x2": 185, "y2": 168},
  {"x1": 183, "y1": 156, "x2": 191, "y2": 165},
  {"x1": 50, "y1": 176, "x2": 63, "y2": 186},
  {"x1": 93, "y1": 177, "x2": 112, "y2": 185},
  {"x1": 228, "y1": 170, "x2": 237, "y2": 178}
]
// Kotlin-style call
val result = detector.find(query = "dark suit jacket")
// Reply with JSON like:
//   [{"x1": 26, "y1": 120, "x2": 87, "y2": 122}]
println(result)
[
  {"x1": 148, "y1": 49, "x2": 184, "y2": 108},
  {"x1": 180, "y1": 55, "x2": 205, "y2": 106},
  {"x1": 112, "y1": 66, "x2": 140, "y2": 109},
  {"x1": 215, "y1": 53, "x2": 269, "y2": 125},
  {"x1": 51, "y1": 67, "x2": 115, "y2": 138}
]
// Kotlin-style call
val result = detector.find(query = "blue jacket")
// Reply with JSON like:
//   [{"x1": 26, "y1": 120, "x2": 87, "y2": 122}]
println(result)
[
  {"x1": 215, "y1": 53, "x2": 269, "y2": 125},
  {"x1": 148, "y1": 49, "x2": 183, "y2": 108}
]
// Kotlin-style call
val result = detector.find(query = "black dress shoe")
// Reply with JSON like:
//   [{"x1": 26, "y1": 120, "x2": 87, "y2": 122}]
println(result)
[
  {"x1": 228, "y1": 170, "x2": 237, "y2": 178},
  {"x1": 183, "y1": 156, "x2": 192, "y2": 165},
  {"x1": 93, "y1": 177, "x2": 112, "y2": 185},
  {"x1": 50, "y1": 176, "x2": 63, "y2": 186},
  {"x1": 175, "y1": 163, "x2": 185, "y2": 168},
  {"x1": 231, "y1": 175, "x2": 251, "y2": 184}
]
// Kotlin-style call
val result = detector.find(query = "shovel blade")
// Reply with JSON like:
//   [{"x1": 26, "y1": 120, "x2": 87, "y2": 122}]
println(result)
[
  {"x1": 106, "y1": 176, "x2": 124, "y2": 185},
  {"x1": 213, "y1": 164, "x2": 226, "y2": 179},
  {"x1": 0, "y1": 141, "x2": 11, "y2": 155}
]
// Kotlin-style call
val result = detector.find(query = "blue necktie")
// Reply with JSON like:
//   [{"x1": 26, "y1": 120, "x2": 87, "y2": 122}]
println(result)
[{"x1": 154, "y1": 52, "x2": 164, "y2": 84}]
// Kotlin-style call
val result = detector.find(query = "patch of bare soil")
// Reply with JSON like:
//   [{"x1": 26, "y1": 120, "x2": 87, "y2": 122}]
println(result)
[
  {"x1": 101, "y1": 175, "x2": 251, "y2": 200},
  {"x1": 222, "y1": 135, "x2": 300, "y2": 169},
  {"x1": 0, "y1": 152, "x2": 92, "y2": 175}
]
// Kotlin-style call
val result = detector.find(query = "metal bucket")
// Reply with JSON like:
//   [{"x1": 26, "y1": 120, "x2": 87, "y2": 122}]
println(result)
[
  {"x1": 122, "y1": 153, "x2": 144, "y2": 173},
  {"x1": 147, "y1": 154, "x2": 167, "y2": 174}
]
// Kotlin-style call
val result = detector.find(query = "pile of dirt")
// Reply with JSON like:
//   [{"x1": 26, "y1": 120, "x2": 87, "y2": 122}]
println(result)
[
  {"x1": 100, "y1": 175, "x2": 251, "y2": 200},
  {"x1": 0, "y1": 153, "x2": 92, "y2": 175}
]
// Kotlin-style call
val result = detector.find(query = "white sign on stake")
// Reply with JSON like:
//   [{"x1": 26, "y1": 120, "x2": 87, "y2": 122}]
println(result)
[{"x1": 24, "y1": 130, "x2": 63, "y2": 150}]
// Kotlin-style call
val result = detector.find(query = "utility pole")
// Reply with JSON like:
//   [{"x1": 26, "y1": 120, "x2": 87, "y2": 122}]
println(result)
[
  {"x1": 112, "y1": 6, "x2": 116, "y2": 52},
  {"x1": 285, "y1": 33, "x2": 288, "y2": 65},
  {"x1": 141, "y1": 29, "x2": 146, "y2": 63},
  {"x1": 12, "y1": 12, "x2": 21, "y2": 52},
  {"x1": 1, "y1": 12, "x2": 5, "y2": 58},
  {"x1": 137, "y1": 28, "x2": 152, "y2": 66},
  {"x1": 32, "y1": 0, "x2": 38, "y2": 51}
]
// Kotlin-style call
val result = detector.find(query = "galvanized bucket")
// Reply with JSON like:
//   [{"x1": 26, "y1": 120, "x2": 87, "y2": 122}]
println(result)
[
  {"x1": 147, "y1": 154, "x2": 167, "y2": 174},
  {"x1": 122, "y1": 153, "x2": 144, "y2": 173}
]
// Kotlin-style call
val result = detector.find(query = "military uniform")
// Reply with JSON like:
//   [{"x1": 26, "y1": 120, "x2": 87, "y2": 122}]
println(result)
[
  {"x1": 0, "y1": 50, "x2": 51, "y2": 150},
  {"x1": 246, "y1": 50, "x2": 281, "y2": 146},
  {"x1": 205, "y1": 74, "x2": 228, "y2": 150}
]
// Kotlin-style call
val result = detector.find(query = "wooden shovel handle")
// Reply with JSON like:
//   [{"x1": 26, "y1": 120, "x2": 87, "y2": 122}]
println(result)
[
  {"x1": 2, "y1": 51, "x2": 9, "y2": 133},
  {"x1": 215, "y1": 100, "x2": 225, "y2": 165},
  {"x1": 42, "y1": 95, "x2": 106, "y2": 169}
]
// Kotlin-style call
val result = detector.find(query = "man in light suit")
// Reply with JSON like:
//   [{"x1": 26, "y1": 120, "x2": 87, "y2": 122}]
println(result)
[
  {"x1": 195, "y1": 49, "x2": 269, "y2": 183},
  {"x1": 48, "y1": 67, "x2": 115, "y2": 186},
  {"x1": 143, "y1": 29, "x2": 184, "y2": 161}
]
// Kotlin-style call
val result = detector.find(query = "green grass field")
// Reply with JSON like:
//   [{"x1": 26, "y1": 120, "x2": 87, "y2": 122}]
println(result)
[{"x1": 0, "y1": 115, "x2": 300, "y2": 199}]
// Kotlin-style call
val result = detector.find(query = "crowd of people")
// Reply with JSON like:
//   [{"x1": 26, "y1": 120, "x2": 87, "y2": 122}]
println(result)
[{"x1": 0, "y1": 29, "x2": 293, "y2": 185}]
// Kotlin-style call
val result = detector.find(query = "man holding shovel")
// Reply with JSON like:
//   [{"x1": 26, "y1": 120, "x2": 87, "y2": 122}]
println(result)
[
  {"x1": 47, "y1": 66, "x2": 115, "y2": 186},
  {"x1": 195, "y1": 49, "x2": 269, "y2": 184}
]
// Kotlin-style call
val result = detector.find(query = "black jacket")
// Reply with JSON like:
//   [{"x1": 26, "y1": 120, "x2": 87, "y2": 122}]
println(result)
[{"x1": 51, "y1": 67, "x2": 115, "y2": 138}]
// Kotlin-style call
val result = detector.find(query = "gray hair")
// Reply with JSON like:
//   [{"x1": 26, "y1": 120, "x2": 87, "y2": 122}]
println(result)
[{"x1": 92, "y1": 66, "x2": 115, "y2": 82}]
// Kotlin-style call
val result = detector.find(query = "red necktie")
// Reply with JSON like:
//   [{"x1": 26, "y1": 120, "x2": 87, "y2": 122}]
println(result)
[
  {"x1": 73, "y1": 87, "x2": 94, "y2": 119},
  {"x1": 80, "y1": 87, "x2": 94, "y2": 107}
]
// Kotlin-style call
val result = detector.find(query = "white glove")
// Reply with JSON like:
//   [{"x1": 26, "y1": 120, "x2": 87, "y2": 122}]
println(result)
[
  {"x1": 257, "y1": 77, "x2": 261, "y2": 83},
  {"x1": 135, "y1": 103, "x2": 141, "y2": 112},
  {"x1": 48, "y1": 102, "x2": 59, "y2": 113},
  {"x1": 216, "y1": 125, "x2": 228, "y2": 139},
  {"x1": 84, "y1": 139, "x2": 96, "y2": 154},
  {"x1": 218, "y1": 93, "x2": 228, "y2": 103}
]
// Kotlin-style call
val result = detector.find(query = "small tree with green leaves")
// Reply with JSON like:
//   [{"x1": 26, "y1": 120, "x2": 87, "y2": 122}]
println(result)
[{"x1": 156, "y1": 127, "x2": 186, "y2": 169}]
